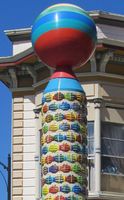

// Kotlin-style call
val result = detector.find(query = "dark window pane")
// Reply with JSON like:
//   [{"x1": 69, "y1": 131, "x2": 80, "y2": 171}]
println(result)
[
  {"x1": 102, "y1": 156, "x2": 124, "y2": 175},
  {"x1": 101, "y1": 122, "x2": 124, "y2": 140},
  {"x1": 87, "y1": 122, "x2": 94, "y2": 154},
  {"x1": 88, "y1": 139, "x2": 94, "y2": 154},
  {"x1": 102, "y1": 139, "x2": 124, "y2": 157},
  {"x1": 88, "y1": 159, "x2": 95, "y2": 191},
  {"x1": 87, "y1": 122, "x2": 94, "y2": 137}
]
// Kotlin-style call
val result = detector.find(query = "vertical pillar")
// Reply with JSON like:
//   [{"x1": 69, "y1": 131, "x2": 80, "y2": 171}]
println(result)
[
  {"x1": 34, "y1": 108, "x2": 41, "y2": 200},
  {"x1": 94, "y1": 98, "x2": 102, "y2": 194},
  {"x1": 41, "y1": 72, "x2": 88, "y2": 200}
]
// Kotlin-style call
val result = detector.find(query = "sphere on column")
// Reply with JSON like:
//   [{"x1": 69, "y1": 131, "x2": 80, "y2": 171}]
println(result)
[
  {"x1": 31, "y1": 4, "x2": 97, "y2": 200},
  {"x1": 31, "y1": 3, "x2": 97, "y2": 69}
]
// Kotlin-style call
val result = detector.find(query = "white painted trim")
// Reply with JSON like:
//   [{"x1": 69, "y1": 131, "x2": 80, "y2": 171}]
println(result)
[
  {"x1": 88, "y1": 191, "x2": 124, "y2": 200},
  {"x1": 100, "y1": 191, "x2": 124, "y2": 200},
  {"x1": 11, "y1": 87, "x2": 33, "y2": 92},
  {"x1": 33, "y1": 77, "x2": 49, "y2": 88},
  {"x1": 90, "y1": 54, "x2": 97, "y2": 72},
  {"x1": 99, "y1": 51, "x2": 113, "y2": 72},
  {"x1": 94, "y1": 99, "x2": 102, "y2": 193},
  {"x1": 76, "y1": 72, "x2": 124, "y2": 80}
]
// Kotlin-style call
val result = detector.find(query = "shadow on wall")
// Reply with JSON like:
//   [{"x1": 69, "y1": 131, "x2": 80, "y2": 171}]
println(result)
[
  {"x1": 101, "y1": 107, "x2": 124, "y2": 123},
  {"x1": 100, "y1": 83, "x2": 124, "y2": 122}
]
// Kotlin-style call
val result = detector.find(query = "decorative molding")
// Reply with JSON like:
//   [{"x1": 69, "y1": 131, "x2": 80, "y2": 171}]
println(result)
[
  {"x1": 9, "y1": 68, "x2": 18, "y2": 88},
  {"x1": 34, "y1": 62, "x2": 45, "y2": 70},
  {"x1": 33, "y1": 77, "x2": 49, "y2": 88},
  {"x1": 34, "y1": 107, "x2": 41, "y2": 118},
  {"x1": 90, "y1": 54, "x2": 97, "y2": 72},
  {"x1": 76, "y1": 72, "x2": 124, "y2": 80},
  {"x1": 99, "y1": 50, "x2": 113, "y2": 72},
  {"x1": 26, "y1": 65, "x2": 37, "y2": 84},
  {"x1": 94, "y1": 98, "x2": 103, "y2": 108},
  {"x1": 50, "y1": 68, "x2": 54, "y2": 76},
  {"x1": 89, "y1": 191, "x2": 124, "y2": 199},
  {"x1": 4, "y1": 28, "x2": 31, "y2": 42},
  {"x1": 98, "y1": 38, "x2": 124, "y2": 49},
  {"x1": 96, "y1": 52, "x2": 124, "y2": 63},
  {"x1": 0, "y1": 74, "x2": 12, "y2": 86},
  {"x1": 100, "y1": 191, "x2": 124, "y2": 200},
  {"x1": 105, "y1": 102, "x2": 124, "y2": 109},
  {"x1": 11, "y1": 87, "x2": 33, "y2": 92}
]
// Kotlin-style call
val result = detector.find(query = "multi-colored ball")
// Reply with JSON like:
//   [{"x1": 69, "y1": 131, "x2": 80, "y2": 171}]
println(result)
[{"x1": 31, "y1": 3, "x2": 97, "y2": 69}]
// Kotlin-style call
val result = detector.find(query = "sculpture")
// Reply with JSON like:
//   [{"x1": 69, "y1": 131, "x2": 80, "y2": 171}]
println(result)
[{"x1": 31, "y1": 3, "x2": 97, "y2": 200}]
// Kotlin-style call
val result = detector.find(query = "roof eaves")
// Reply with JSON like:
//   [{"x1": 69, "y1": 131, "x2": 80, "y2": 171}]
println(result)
[
  {"x1": 89, "y1": 10, "x2": 124, "y2": 22},
  {"x1": 4, "y1": 28, "x2": 32, "y2": 42},
  {"x1": 98, "y1": 38, "x2": 124, "y2": 50},
  {"x1": 0, "y1": 47, "x2": 34, "y2": 67},
  {"x1": 0, "y1": 38, "x2": 124, "y2": 67}
]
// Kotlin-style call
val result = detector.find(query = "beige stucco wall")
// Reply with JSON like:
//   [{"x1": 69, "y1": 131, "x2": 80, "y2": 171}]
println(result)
[
  {"x1": 12, "y1": 97, "x2": 24, "y2": 200},
  {"x1": 12, "y1": 95, "x2": 36, "y2": 200},
  {"x1": 100, "y1": 83, "x2": 124, "y2": 123},
  {"x1": 100, "y1": 83, "x2": 124, "y2": 103}
]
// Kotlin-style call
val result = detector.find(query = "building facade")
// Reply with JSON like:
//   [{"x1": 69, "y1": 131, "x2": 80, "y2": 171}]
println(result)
[{"x1": 0, "y1": 11, "x2": 124, "y2": 200}]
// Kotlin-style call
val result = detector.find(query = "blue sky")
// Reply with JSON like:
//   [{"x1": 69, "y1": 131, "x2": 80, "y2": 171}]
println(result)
[{"x1": 0, "y1": 0, "x2": 124, "y2": 199}]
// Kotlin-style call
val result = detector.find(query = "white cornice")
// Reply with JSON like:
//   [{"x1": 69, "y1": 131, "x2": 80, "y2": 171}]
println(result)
[
  {"x1": 4, "y1": 27, "x2": 32, "y2": 35},
  {"x1": 89, "y1": 10, "x2": 124, "y2": 22},
  {"x1": 88, "y1": 191, "x2": 124, "y2": 199},
  {"x1": 0, "y1": 47, "x2": 33, "y2": 63},
  {"x1": 76, "y1": 72, "x2": 124, "y2": 81},
  {"x1": 10, "y1": 87, "x2": 33, "y2": 93}
]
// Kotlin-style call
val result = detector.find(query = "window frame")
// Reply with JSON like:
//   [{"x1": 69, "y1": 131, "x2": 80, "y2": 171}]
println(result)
[
  {"x1": 87, "y1": 121, "x2": 95, "y2": 157},
  {"x1": 101, "y1": 121, "x2": 124, "y2": 176}
]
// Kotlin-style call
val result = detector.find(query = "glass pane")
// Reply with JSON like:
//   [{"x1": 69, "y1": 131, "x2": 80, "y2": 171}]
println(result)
[
  {"x1": 88, "y1": 139, "x2": 94, "y2": 154},
  {"x1": 88, "y1": 159, "x2": 95, "y2": 191},
  {"x1": 101, "y1": 122, "x2": 124, "y2": 140},
  {"x1": 102, "y1": 138, "x2": 124, "y2": 157},
  {"x1": 101, "y1": 156, "x2": 124, "y2": 174},
  {"x1": 87, "y1": 122, "x2": 94, "y2": 137},
  {"x1": 87, "y1": 122, "x2": 94, "y2": 155}
]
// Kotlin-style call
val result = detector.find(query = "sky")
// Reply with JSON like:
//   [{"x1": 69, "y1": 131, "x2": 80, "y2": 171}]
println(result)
[{"x1": 0, "y1": 0, "x2": 124, "y2": 199}]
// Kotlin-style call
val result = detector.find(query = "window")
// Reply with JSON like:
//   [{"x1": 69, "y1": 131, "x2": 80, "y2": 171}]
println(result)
[
  {"x1": 87, "y1": 122, "x2": 94, "y2": 155},
  {"x1": 101, "y1": 122, "x2": 124, "y2": 175},
  {"x1": 88, "y1": 159, "x2": 95, "y2": 191},
  {"x1": 87, "y1": 122, "x2": 95, "y2": 192}
]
